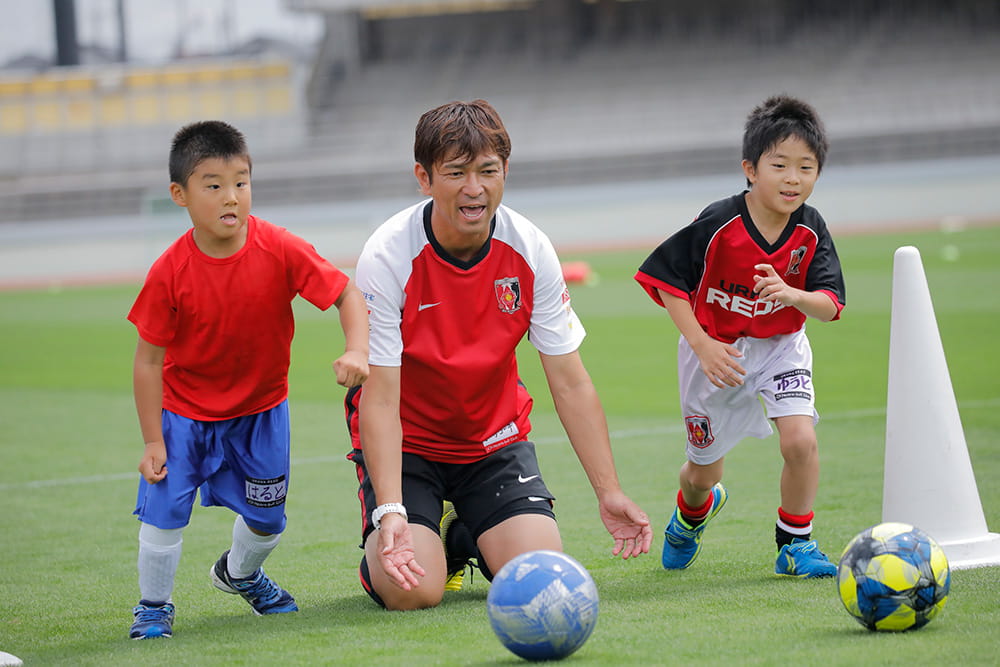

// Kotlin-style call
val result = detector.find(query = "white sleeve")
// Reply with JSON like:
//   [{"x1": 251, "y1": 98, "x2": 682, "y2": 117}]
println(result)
[
  {"x1": 355, "y1": 209, "x2": 420, "y2": 367},
  {"x1": 527, "y1": 227, "x2": 586, "y2": 356}
]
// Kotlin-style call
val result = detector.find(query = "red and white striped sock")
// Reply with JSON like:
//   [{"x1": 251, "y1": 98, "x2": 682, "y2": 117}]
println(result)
[{"x1": 776, "y1": 507, "x2": 814, "y2": 547}]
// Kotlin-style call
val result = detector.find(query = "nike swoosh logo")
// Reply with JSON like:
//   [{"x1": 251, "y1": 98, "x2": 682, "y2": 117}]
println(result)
[
  {"x1": 418, "y1": 302, "x2": 441, "y2": 311},
  {"x1": 518, "y1": 474, "x2": 539, "y2": 483}
]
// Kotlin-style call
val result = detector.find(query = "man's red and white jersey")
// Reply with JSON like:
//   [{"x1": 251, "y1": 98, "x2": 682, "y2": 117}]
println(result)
[
  {"x1": 634, "y1": 193, "x2": 845, "y2": 343},
  {"x1": 348, "y1": 200, "x2": 585, "y2": 463}
]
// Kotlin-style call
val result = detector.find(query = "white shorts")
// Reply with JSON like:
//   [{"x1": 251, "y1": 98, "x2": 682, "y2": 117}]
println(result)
[{"x1": 677, "y1": 327, "x2": 818, "y2": 465}]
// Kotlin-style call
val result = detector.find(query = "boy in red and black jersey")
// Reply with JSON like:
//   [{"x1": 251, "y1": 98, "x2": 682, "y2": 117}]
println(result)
[{"x1": 635, "y1": 95, "x2": 845, "y2": 578}]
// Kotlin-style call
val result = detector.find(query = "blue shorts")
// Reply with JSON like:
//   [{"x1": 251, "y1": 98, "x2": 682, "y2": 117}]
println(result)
[{"x1": 133, "y1": 400, "x2": 290, "y2": 534}]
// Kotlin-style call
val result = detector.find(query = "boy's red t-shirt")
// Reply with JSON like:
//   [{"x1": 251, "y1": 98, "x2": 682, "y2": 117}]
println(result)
[{"x1": 128, "y1": 215, "x2": 349, "y2": 420}]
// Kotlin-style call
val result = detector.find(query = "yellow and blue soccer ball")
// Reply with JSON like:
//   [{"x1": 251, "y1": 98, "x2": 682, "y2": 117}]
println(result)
[
  {"x1": 486, "y1": 550, "x2": 599, "y2": 661},
  {"x1": 836, "y1": 522, "x2": 950, "y2": 631}
]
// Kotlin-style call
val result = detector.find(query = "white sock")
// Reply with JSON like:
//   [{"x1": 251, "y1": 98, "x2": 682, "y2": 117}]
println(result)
[
  {"x1": 227, "y1": 515, "x2": 281, "y2": 579},
  {"x1": 137, "y1": 523, "x2": 183, "y2": 604}
]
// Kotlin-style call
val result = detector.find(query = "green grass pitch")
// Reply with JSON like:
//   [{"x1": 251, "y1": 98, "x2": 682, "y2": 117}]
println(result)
[{"x1": 1, "y1": 225, "x2": 998, "y2": 665}]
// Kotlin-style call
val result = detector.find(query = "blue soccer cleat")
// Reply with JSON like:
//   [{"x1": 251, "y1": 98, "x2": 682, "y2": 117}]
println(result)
[
  {"x1": 662, "y1": 483, "x2": 728, "y2": 569},
  {"x1": 775, "y1": 537, "x2": 837, "y2": 578},
  {"x1": 211, "y1": 550, "x2": 299, "y2": 615},
  {"x1": 130, "y1": 601, "x2": 175, "y2": 640}
]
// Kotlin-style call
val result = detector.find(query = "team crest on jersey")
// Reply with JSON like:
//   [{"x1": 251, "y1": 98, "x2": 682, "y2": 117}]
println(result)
[
  {"x1": 685, "y1": 415, "x2": 714, "y2": 448},
  {"x1": 494, "y1": 277, "x2": 522, "y2": 313},
  {"x1": 785, "y1": 246, "x2": 808, "y2": 276}
]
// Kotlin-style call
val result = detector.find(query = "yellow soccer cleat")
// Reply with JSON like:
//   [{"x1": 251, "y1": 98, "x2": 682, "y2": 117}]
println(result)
[{"x1": 441, "y1": 501, "x2": 466, "y2": 591}]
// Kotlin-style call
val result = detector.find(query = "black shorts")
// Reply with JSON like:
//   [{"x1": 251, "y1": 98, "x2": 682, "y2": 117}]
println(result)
[{"x1": 347, "y1": 440, "x2": 556, "y2": 544}]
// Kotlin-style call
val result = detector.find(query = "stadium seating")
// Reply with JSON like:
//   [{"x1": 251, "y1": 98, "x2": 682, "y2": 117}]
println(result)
[{"x1": 0, "y1": 1, "x2": 998, "y2": 222}]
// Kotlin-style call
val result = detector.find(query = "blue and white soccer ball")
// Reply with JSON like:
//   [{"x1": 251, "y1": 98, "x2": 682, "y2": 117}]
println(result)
[
  {"x1": 836, "y1": 522, "x2": 950, "y2": 632},
  {"x1": 486, "y1": 550, "x2": 599, "y2": 661}
]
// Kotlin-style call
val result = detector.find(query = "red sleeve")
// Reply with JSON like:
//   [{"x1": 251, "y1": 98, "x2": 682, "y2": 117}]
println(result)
[
  {"x1": 634, "y1": 270, "x2": 691, "y2": 308},
  {"x1": 127, "y1": 255, "x2": 177, "y2": 347},
  {"x1": 283, "y1": 230, "x2": 350, "y2": 310},
  {"x1": 817, "y1": 289, "x2": 845, "y2": 321}
]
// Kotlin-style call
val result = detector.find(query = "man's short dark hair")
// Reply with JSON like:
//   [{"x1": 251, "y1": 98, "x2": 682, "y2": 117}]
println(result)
[{"x1": 414, "y1": 100, "x2": 511, "y2": 180}]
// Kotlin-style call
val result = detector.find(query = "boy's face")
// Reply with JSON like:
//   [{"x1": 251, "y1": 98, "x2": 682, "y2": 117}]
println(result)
[
  {"x1": 742, "y1": 135, "x2": 819, "y2": 220},
  {"x1": 415, "y1": 149, "x2": 508, "y2": 257},
  {"x1": 170, "y1": 156, "x2": 251, "y2": 255}
]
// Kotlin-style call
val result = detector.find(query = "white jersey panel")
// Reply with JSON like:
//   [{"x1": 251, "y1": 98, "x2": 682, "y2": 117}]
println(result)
[
  {"x1": 355, "y1": 201, "x2": 426, "y2": 367},
  {"x1": 357, "y1": 201, "x2": 586, "y2": 365},
  {"x1": 492, "y1": 205, "x2": 586, "y2": 356}
]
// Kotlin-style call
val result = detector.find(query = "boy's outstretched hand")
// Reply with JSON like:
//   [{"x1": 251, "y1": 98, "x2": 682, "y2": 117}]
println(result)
[{"x1": 333, "y1": 350, "x2": 369, "y2": 387}]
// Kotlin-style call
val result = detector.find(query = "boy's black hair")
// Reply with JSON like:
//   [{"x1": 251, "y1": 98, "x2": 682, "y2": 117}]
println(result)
[
  {"x1": 169, "y1": 120, "x2": 251, "y2": 186},
  {"x1": 742, "y1": 95, "x2": 828, "y2": 187}
]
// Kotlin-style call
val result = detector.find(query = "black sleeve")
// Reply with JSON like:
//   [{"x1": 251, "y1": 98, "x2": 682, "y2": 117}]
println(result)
[
  {"x1": 637, "y1": 195, "x2": 738, "y2": 296},
  {"x1": 805, "y1": 214, "x2": 846, "y2": 307},
  {"x1": 637, "y1": 223, "x2": 703, "y2": 296}
]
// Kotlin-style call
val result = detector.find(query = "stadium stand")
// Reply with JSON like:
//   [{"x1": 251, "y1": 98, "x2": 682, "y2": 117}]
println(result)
[{"x1": 0, "y1": 0, "x2": 998, "y2": 223}]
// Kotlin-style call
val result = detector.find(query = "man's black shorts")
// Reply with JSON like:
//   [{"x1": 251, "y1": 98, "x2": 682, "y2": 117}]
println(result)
[{"x1": 348, "y1": 440, "x2": 556, "y2": 543}]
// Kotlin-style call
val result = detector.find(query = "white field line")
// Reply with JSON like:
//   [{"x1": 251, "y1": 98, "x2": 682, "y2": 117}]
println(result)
[{"x1": 3, "y1": 399, "x2": 998, "y2": 492}]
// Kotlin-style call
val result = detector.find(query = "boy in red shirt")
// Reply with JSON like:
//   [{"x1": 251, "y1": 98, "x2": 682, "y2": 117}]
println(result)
[
  {"x1": 127, "y1": 120, "x2": 368, "y2": 639},
  {"x1": 635, "y1": 96, "x2": 846, "y2": 578}
]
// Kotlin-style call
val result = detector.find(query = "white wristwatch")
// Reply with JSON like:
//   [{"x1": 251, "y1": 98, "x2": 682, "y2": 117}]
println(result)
[{"x1": 371, "y1": 503, "x2": 407, "y2": 530}]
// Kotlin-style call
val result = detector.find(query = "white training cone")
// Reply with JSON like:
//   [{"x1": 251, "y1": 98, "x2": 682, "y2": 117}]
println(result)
[
  {"x1": 883, "y1": 246, "x2": 1000, "y2": 569},
  {"x1": 0, "y1": 651, "x2": 23, "y2": 667}
]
